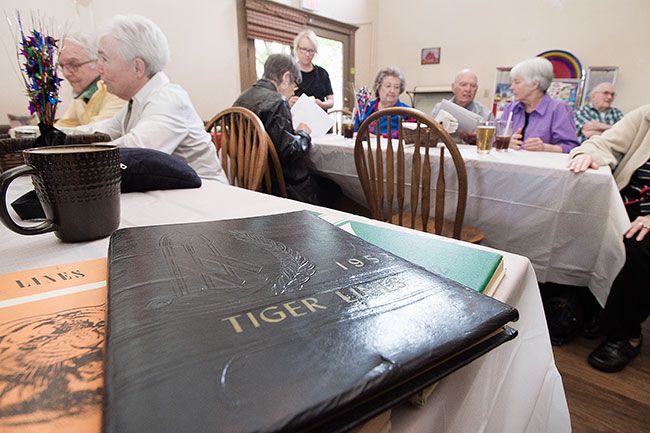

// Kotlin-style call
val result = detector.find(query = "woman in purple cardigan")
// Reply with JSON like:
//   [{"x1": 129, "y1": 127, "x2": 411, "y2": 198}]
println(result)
[{"x1": 501, "y1": 57, "x2": 579, "y2": 153}]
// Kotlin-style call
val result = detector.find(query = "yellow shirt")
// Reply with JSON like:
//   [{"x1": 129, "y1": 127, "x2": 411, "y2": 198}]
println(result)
[{"x1": 55, "y1": 80, "x2": 126, "y2": 127}]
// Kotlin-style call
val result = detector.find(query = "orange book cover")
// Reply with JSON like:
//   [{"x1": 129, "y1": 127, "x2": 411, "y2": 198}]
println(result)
[{"x1": 0, "y1": 258, "x2": 107, "y2": 433}]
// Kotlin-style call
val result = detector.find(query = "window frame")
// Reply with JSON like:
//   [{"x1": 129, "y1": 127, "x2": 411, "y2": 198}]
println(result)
[{"x1": 237, "y1": 0, "x2": 358, "y2": 110}]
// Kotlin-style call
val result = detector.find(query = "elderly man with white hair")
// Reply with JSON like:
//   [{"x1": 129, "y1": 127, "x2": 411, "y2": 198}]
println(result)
[
  {"x1": 500, "y1": 57, "x2": 579, "y2": 153},
  {"x1": 432, "y1": 69, "x2": 492, "y2": 144},
  {"x1": 76, "y1": 15, "x2": 226, "y2": 181},
  {"x1": 55, "y1": 32, "x2": 125, "y2": 127},
  {"x1": 574, "y1": 82, "x2": 624, "y2": 143}
]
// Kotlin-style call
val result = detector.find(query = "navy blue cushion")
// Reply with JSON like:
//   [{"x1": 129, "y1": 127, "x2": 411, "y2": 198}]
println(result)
[{"x1": 120, "y1": 148, "x2": 201, "y2": 193}]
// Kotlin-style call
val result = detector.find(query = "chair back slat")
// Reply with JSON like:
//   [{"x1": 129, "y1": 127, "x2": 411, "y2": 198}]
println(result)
[
  {"x1": 385, "y1": 126, "x2": 394, "y2": 218},
  {"x1": 396, "y1": 125, "x2": 405, "y2": 226},
  {"x1": 409, "y1": 121, "x2": 421, "y2": 229},
  {"x1": 421, "y1": 127, "x2": 432, "y2": 232},
  {"x1": 435, "y1": 146, "x2": 446, "y2": 235},
  {"x1": 375, "y1": 126, "x2": 384, "y2": 217}
]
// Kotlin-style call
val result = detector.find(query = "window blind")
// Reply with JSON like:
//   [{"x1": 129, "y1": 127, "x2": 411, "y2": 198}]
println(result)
[{"x1": 245, "y1": 0, "x2": 308, "y2": 45}]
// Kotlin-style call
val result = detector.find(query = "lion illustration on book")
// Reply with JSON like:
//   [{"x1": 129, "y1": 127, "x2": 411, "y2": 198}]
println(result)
[{"x1": 0, "y1": 305, "x2": 105, "y2": 428}]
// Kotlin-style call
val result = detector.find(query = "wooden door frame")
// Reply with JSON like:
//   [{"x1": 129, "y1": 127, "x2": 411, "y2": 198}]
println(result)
[{"x1": 237, "y1": 0, "x2": 358, "y2": 110}]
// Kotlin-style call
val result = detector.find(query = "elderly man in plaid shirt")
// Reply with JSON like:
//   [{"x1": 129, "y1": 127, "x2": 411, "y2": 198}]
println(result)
[{"x1": 574, "y1": 82, "x2": 623, "y2": 143}]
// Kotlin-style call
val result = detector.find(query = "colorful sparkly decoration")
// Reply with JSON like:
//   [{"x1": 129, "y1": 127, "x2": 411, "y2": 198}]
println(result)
[
  {"x1": 354, "y1": 85, "x2": 371, "y2": 124},
  {"x1": 10, "y1": 12, "x2": 62, "y2": 128}
]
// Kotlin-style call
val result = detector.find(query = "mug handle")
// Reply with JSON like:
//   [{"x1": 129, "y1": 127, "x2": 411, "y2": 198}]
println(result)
[{"x1": 0, "y1": 165, "x2": 56, "y2": 235}]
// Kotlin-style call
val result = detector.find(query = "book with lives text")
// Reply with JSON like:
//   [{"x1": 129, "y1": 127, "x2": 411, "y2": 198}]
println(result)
[
  {"x1": 103, "y1": 210, "x2": 518, "y2": 433},
  {"x1": 0, "y1": 258, "x2": 107, "y2": 433}
]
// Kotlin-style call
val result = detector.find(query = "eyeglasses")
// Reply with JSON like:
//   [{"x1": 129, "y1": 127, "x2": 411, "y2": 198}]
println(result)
[
  {"x1": 297, "y1": 46, "x2": 316, "y2": 55},
  {"x1": 57, "y1": 59, "x2": 95, "y2": 73}
]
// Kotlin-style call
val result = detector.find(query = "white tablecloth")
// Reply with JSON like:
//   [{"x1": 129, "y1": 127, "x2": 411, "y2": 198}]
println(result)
[
  {"x1": 310, "y1": 134, "x2": 631, "y2": 306},
  {"x1": 0, "y1": 180, "x2": 570, "y2": 433}
]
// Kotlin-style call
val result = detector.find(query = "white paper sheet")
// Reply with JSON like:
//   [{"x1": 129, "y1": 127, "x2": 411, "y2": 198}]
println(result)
[
  {"x1": 290, "y1": 94, "x2": 335, "y2": 138},
  {"x1": 439, "y1": 99, "x2": 484, "y2": 132}
]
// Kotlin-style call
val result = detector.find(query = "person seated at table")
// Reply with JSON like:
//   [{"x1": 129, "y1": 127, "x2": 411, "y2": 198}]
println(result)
[
  {"x1": 568, "y1": 103, "x2": 650, "y2": 372},
  {"x1": 72, "y1": 15, "x2": 226, "y2": 182},
  {"x1": 55, "y1": 33, "x2": 126, "y2": 127},
  {"x1": 574, "y1": 82, "x2": 624, "y2": 143},
  {"x1": 501, "y1": 57, "x2": 579, "y2": 153},
  {"x1": 431, "y1": 69, "x2": 492, "y2": 145},
  {"x1": 287, "y1": 30, "x2": 333, "y2": 111},
  {"x1": 234, "y1": 54, "x2": 340, "y2": 206},
  {"x1": 354, "y1": 66, "x2": 411, "y2": 138}
]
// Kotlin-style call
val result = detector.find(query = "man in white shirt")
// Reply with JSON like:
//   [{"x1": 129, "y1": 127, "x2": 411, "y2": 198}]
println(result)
[
  {"x1": 77, "y1": 15, "x2": 226, "y2": 182},
  {"x1": 432, "y1": 69, "x2": 492, "y2": 145}
]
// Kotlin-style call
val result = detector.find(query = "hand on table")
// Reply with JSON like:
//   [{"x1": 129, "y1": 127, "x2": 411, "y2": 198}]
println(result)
[
  {"x1": 568, "y1": 154, "x2": 600, "y2": 172},
  {"x1": 522, "y1": 137, "x2": 545, "y2": 151},
  {"x1": 459, "y1": 130, "x2": 476, "y2": 145},
  {"x1": 509, "y1": 128, "x2": 523, "y2": 149},
  {"x1": 626, "y1": 215, "x2": 650, "y2": 241}
]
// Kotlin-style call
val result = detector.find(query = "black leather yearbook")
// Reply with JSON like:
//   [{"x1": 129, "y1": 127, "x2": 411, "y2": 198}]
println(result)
[{"x1": 104, "y1": 211, "x2": 518, "y2": 433}]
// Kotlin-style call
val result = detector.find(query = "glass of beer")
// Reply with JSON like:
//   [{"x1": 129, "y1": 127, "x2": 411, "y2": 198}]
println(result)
[
  {"x1": 495, "y1": 119, "x2": 513, "y2": 151},
  {"x1": 476, "y1": 120, "x2": 495, "y2": 154},
  {"x1": 341, "y1": 115, "x2": 354, "y2": 139}
]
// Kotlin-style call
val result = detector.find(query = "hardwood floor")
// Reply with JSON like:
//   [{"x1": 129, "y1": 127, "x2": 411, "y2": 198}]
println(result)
[{"x1": 552, "y1": 319, "x2": 650, "y2": 433}]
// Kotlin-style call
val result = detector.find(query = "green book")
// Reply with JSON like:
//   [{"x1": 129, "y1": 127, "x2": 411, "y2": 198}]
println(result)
[{"x1": 318, "y1": 214, "x2": 504, "y2": 295}]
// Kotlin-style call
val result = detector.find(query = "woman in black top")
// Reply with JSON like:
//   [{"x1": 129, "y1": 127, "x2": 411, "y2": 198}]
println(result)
[{"x1": 289, "y1": 30, "x2": 334, "y2": 111}]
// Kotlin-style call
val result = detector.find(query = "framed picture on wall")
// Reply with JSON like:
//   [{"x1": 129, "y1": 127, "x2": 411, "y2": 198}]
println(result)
[
  {"x1": 493, "y1": 67, "x2": 513, "y2": 119},
  {"x1": 581, "y1": 66, "x2": 619, "y2": 107},
  {"x1": 547, "y1": 79, "x2": 582, "y2": 109},
  {"x1": 421, "y1": 47, "x2": 440, "y2": 65}
]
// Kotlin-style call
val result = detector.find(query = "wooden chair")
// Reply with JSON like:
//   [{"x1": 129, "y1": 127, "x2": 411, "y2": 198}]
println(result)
[
  {"x1": 354, "y1": 107, "x2": 483, "y2": 243},
  {"x1": 328, "y1": 108, "x2": 353, "y2": 135},
  {"x1": 205, "y1": 107, "x2": 286, "y2": 197}
]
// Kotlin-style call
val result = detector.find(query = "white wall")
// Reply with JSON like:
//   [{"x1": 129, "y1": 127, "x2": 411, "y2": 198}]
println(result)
[
  {"x1": 2, "y1": 0, "x2": 648, "y2": 124},
  {"x1": 374, "y1": 0, "x2": 650, "y2": 113}
]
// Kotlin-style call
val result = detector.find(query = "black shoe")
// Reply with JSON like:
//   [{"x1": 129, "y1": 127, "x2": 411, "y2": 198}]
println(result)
[{"x1": 588, "y1": 336, "x2": 642, "y2": 373}]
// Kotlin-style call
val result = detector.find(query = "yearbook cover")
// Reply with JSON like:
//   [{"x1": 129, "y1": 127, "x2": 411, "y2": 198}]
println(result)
[{"x1": 104, "y1": 211, "x2": 518, "y2": 433}]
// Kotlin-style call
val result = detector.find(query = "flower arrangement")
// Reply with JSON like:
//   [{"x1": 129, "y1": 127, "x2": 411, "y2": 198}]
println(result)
[{"x1": 9, "y1": 11, "x2": 62, "y2": 128}]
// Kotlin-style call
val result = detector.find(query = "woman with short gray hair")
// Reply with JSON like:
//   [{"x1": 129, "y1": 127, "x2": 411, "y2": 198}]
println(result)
[
  {"x1": 500, "y1": 57, "x2": 578, "y2": 153},
  {"x1": 354, "y1": 66, "x2": 411, "y2": 137}
]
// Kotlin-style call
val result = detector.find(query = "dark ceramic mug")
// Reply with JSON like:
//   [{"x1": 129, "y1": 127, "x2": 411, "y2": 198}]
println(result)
[{"x1": 0, "y1": 144, "x2": 121, "y2": 242}]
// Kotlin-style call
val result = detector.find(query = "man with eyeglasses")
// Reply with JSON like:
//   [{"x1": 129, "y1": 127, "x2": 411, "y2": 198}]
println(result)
[
  {"x1": 574, "y1": 82, "x2": 624, "y2": 143},
  {"x1": 432, "y1": 69, "x2": 492, "y2": 144},
  {"x1": 55, "y1": 33, "x2": 125, "y2": 127}
]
